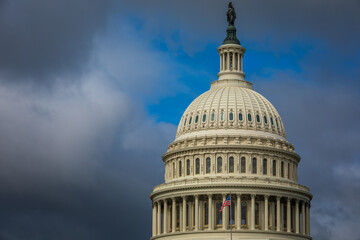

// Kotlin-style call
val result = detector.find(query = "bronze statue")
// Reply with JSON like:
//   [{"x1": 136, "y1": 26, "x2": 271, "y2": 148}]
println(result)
[{"x1": 227, "y1": 2, "x2": 236, "y2": 26}]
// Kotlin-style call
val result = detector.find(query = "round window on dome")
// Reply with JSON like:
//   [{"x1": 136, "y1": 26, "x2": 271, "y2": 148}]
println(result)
[
  {"x1": 256, "y1": 114, "x2": 260, "y2": 123},
  {"x1": 202, "y1": 114, "x2": 206, "y2": 122},
  {"x1": 229, "y1": 112, "x2": 234, "y2": 121},
  {"x1": 248, "y1": 113, "x2": 252, "y2": 122},
  {"x1": 264, "y1": 115, "x2": 268, "y2": 124},
  {"x1": 195, "y1": 115, "x2": 199, "y2": 123},
  {"x1": 239, "y1": 113, "x2": 243, "y2": 121},
  {"x1": 211, "y1": 112, "x2": 215, "y2": 122}
]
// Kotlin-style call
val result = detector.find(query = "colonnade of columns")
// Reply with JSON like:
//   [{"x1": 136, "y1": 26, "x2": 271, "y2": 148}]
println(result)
[
  {"x1": 152, "y1": 193, "x2": 310, "y2": 237},
  {"x1": 219, "y1": 51, "x2": 243, "y2": 72}
]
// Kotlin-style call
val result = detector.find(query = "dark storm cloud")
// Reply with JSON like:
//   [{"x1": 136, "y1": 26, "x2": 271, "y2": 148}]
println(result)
[
  {"x1": 256, "y1": 74, "x2": 360, "y2": 240},
  {"x1": 0, "y1": 0, "x2": 112, "y2": 82}
]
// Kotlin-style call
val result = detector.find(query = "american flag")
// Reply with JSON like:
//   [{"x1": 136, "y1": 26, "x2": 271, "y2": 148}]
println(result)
[{"x1": 219, "y1": 195, "x2": 231, "y2": 212}]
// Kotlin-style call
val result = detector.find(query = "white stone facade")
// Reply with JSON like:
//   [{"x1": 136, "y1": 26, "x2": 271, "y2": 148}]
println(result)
[{"x1": 150, "y1": 23, "x2": 312, "y2": 240}]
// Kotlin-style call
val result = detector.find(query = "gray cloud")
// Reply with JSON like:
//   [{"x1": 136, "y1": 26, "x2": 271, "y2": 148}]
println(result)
[{"x1": 0, "y1": 0, "x2": 113, "y2": 83}]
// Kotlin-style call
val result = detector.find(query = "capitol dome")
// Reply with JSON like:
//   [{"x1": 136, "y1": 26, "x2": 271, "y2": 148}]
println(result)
[
  {"x1": 176, "y1": 80, "x2": 286, "y2": 141},
  {"x1": 150, "y1": 4, "x2": 312, "y2": 240}
]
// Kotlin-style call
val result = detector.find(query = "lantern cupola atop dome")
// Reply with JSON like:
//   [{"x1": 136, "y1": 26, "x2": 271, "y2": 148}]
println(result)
[{"x1": 217, "y1": 2, "x2": 247, "y2": 85}]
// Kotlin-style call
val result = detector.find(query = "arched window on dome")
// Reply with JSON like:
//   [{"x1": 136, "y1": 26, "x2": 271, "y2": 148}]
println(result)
[
  {"x1": 281, "y1": 161, "x2": 284, "y2": 178},
  {"x1": 217, "y1": 157, "x2": 222, "y2": 173},
  {"x1": 186, "y1": 159, "x2": 191, "y2": 175},
  {"x1": 211, "y1": 112, "x2": 215, "y2": 122},
  {"x1": 264, "y1": 115, "x2": 268, "y2": 124},
  {"x1": 255, "y1": 202, "x2": 260, "y2": 226},
  {"x1": 189, "y1": 117, "x2": 192, "y2": 124},
  {"x1": 179, "y1": 161, "x2": 182, "y2": 177},
  {"x1": 263, "y1": 159, "x2": 267, "y2": 175},
  {"x1": 288, "y1": 162, "x2": 290, "y2": 179},
  {"x1": 239, "y1": 112, "x2": 243, "y2": 121},
  {"x1": 202, "y1": 114, "x2": 207, "y2": 122},
  {"x1": 256, "y1": 114, "x2": 261, "y2": 123},
  {"x1": 216, "y1": 202, "x2": 223, "y2": 225},
  {"x1": 270, "y1": 117, "x2": 274, "y2": 126},
  {"x1": 184, "y1": 118, "x2": 187, "y2": 126},
  {"x1": 229, "y1": 157, "x2": 234, "y2": 173},
  {"x1": 177, "y1": 205, "x2": 180, "y2": 228},
  {"x1": 241, "y1": 157, "x2": 246, "y2": 173},
  {"x1": 272, "y1": 160, "x2": 276, "y2": 176},
  {"x1": 241, "y1": 202, "x2": 247, "y2": 225},
  {"x1": 206, "y1": 157, "x2": 211, "y2": 174},
  {"x1": 173, "y1": 162, "x2": 175, "y2": 178},
  {"x1": 204, "y1": 202, "x2": 209, "y2": 226},
  {"x1": 195, "y1": 158, "x2": 200, "y2": 175},
  {"x1": 248, "y1": 113, "x2": 252, "y2": 122},
  {"x1": 195, "y1": 115, "x2": 199, "y2": 123},
  {"x1": 252, "y1": 158, "x2": 257, "y2": 174},
  {"x1": 230, "y1": 201, "x2": 235, "y2": 225},
  {"x1": 220, "y1": 112, "x2": 224, "y2": 121},
  {"x1": 229, "y1": 112, "x2": 234, "y2": 121},
  {"x1": 276, "y1": 118, "x2": 279, "y2": 128}
]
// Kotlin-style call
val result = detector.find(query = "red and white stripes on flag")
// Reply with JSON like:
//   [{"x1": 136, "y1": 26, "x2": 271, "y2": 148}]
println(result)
[{"x1": 219, "y1": 195, "x2": 231, "y2": 212}]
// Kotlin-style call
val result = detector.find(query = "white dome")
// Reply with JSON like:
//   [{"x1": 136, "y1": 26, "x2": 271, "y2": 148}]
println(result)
[{"x1": 176, "y1": 79, "x2": 286, "y2": 141}]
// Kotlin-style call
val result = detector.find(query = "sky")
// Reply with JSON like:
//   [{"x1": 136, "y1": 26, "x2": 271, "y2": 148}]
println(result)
[{"x1": 0, "y1": 0, "x2": 359, "y2": 239}]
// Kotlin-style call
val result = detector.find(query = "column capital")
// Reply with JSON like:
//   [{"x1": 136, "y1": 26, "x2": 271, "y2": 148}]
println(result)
[
  {"x1": 194, "y1": 194, "x2": 199, "y2": 198},
  {"x1": 276, "y1": 196, "x2": 281, "y2": 200},
  {"x1": 264, "y1": 194, "x2": 269, "y2": 199},
  {"x1": 207, "y1": 194, "x2": 212, "y2": 198},
  {"x1": 295, "y1": 198, "x2": 299, "y2": 203},
  {"x1": 287, "y1": 197, "x2": 291, "y2": 202},
  {"x1": 171, "y1": 197, "x2": 176, "y2": 201},
  {"x1": 251, "y1": 194, "x2": 256, "y2": 198}
]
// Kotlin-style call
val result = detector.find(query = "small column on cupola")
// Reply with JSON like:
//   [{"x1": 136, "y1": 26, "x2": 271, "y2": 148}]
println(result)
[{"x1": 217, "y1": 2, "x2": 246, "y2": 81}]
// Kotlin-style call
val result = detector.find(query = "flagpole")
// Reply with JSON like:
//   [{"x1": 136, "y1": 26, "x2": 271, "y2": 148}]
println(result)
[{"x1": 230, "y1": 192, "x2": 232, "y2": 240}]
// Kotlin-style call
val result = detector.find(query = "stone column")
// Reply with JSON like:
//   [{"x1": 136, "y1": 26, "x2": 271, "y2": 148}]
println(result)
[
  {"x1": 157, "y1": 201, "x2": 162, "y2": 234},
  {"x1": 180, "y1": 202, "x2": 183, "y2": 231},
  {"x1": 295, "y1": 199, "x2": 299, "y2": 234},
  {"x1": 222, "y1": 194, "x2": 227, "y2": 230},
  {"x1": 153, "y1": 202, "x2": 157, "y2": 236},
  {"x1": 227, "y1": 51, "x2": 230, "y2": 70},
  {"x1": 182, "y1": 196, "x2": 187, "y2": 232},
  {"x1": 199, "y1": 200, "x2": 203, "y2": 230},
  {"x1": 276, "y1": 196, "x2": 281, "y2": 232},
  {"x1": 237, "y1": 53, "x2": 240, "y2": 71},
  {"x1": 236, "y1": 194, "x2": 241, "y2": 230},
  {"x1": 164, "y1": 200, "x2": 168, "y2": 233},
  {"x1": 172, "y1": 198, "x2": 176, "y2": 233},
  {"x1": 286, "y1": 197, "x2": 291, "y2": 232},
  {"x1": 264, "y1": 195, "x2": 269, "y2": 230},
  {"x1": 208, "y1": 194, "x2": 213, "y2": 230},
  {"x1": 287, "y1": 198, "x2": 291, "y2": 233},
  {"x1": 302, "y1": 201, "x2": 306, "y2": 235},
  {"x1": 241, "y1": 55, "x2": 243, "y2": 71},
  {"x1": 306, "y1": 203, "x2": 310, "y2": 236},
  {"x1": 195, "y1": 195, "x2": 199, "y2": 231},
  {"x1": 222, "y1": 53, "x2": 225, "y2": 71},
  {"x1": 220, "y1": 53, "x2": 222, "y2": 71},
  {"x1": 251, "y1": 194, "x2": 255, "y2": 230}
]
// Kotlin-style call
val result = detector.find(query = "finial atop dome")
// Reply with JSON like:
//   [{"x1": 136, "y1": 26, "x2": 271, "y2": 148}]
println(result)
[{"x1": 223, "y1": 2, "x2": 240, "y2": 45}]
